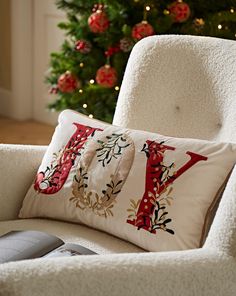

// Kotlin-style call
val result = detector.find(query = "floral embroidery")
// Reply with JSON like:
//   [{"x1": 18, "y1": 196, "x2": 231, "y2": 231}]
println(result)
[
  {"x1": 70, "y1": 167, "x2": 123, "y2": 217},
  {"x1": 127, "y1": 187, "x2": 174, "y2": 235},
  {"x1": 96, "y1": 133, "x2": 131, "y2": 167},
  {"x1": 127, "y1": 140, "x2": 208, "y2": 235},
  {"x1": 34, "y1": 123, "x2": 102, "y2": 194},
  {"x1": 150, "y1": 187, "x2": 174, "y2": 234},
  {"x1": 70, "y1": 130, "x2": 135, "y2": 217}
]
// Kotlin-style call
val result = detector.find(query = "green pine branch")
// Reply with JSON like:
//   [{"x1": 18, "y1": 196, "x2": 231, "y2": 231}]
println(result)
[{"x1": 46, "y1": 0, "x2": 236, "y2": 122}]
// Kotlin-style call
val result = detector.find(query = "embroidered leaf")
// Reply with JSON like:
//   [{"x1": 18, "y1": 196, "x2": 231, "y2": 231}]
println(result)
[
  {"x1": 130, "y1": 199, "x2": 137, "y2": 208},
  {"x1": 154, "y1": 209, "x2": 159, "y2": 223},
  {"x1": 163, "y1": 218, "x2": 172, "y2": 224},
  {"x1": 166, "y1": 228, "x2": 175, "y2": 235},
  {"x1": 96, "y1": 133, "x2": 131, "y2": 167},
  {"x1": 128, "y1": 214, "x2": 135, "y2": 218},
  {"x1": 159, "y1": 212, "x2": 168, "y2": 220},
  {"x1": 71, "y1": 169, "x2": 124, "y2": 219},
  {"x1": 106, "y1": 209, "x2": 113, "y2": 216},
  {"x1": 116, "y1": 180, "x2": 123, "y2": 186},
  {"x1": 166, "y1": 199, "x2": 171, "y2": 206}
]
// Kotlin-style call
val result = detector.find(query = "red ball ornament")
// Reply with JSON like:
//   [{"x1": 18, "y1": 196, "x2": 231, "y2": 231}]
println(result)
[
  {"x1": 88, "y1": 10, "x2": 109, "y2": 33},
  {"x1": 75, "y1": 39, "x2": 92, "y2": 54},
  {"x1": 105, "y1": 45, "x2": 120, "y2": 57},
  {"x1": 57, "y1": 72, "x2": 79, "y2": 93},
  {"x1": 168, "y1": 1, "x2": 191, "y2": 23},
  {"x1": 96, "y1": 65, "x2": 117, "y2": 88},
  {"x1": 132, "y1": 21, "x2": 154, "y2": 40},
  {"x1": 120, "y1": 37, "x2": 135, "y2": 52}
]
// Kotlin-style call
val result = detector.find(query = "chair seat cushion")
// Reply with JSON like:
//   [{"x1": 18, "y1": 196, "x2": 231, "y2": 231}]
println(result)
[{"x1": 0, "y1": 219, "x2": 144, "y2": 254}]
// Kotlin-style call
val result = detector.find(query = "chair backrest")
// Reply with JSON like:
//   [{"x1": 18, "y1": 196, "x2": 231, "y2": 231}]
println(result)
[{"x1": 113, "y1": 35, "x2": 236, "y2": 143}]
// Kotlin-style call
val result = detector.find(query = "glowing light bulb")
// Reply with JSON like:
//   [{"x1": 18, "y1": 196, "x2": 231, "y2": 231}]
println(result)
[
  {"x1": 163, "y1": 9, "x2": 170, "y2": 15},
  {"x1": 79, "y1": 89, "x2": 83, "y2": 93},
  {"x1": 83, "y1": 104, "x2": 87, "y2": 108},
  {"x1": 230, "y1": 8, "x2": 234, "y2": 13},
  {"x1": 145, "y1": 6, "x2": 151, "y2": 11},
  {"x1": 89, "y1": 79, "x2": 95, "y2": 84},
  {"x1": 89, "y1": 114, "x2": 93, "y2": 118},
  {"x1": 115, "y1": 86, "x2": 120, "y2": 91},
  {"x1": 218, "y1": 24, "x2": 222, "y2": 30},
  {"x1": 80, "y1": 63, "x2": 84, "y2": 67}
]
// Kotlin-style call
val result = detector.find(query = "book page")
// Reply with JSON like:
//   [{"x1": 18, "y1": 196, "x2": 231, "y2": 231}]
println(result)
[
  {"x1": 0, "y1": 231, "x2": 63, "y2": 263},
  {"x1": 43, "y1": 243, "x2": 97, "y2": 258}
]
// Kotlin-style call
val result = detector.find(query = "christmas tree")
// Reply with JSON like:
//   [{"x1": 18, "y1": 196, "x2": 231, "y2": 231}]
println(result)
[{"x1": 47, "y1": 0, "x2": 236, "y2": 122}]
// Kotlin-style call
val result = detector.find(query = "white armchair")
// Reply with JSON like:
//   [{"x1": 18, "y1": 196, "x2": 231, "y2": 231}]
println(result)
[{"x1": 1, "y1": 35, "x2": 236, "y2": 296}]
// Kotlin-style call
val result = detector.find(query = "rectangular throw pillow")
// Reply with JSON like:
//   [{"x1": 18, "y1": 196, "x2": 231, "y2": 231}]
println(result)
[{"x1": 19, "y1": 109, "x2": 236, "y2": 252}]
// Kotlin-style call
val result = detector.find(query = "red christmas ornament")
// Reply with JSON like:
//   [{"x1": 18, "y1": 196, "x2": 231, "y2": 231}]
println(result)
[
  {"x1": 57, "y1": 72, "x2": 79, "y2": 93},
  {"x1": 132, "y1": 21, "x2": 154, "y2": 40},
  {"x1": 105, "y1": 45, "x2": 120, "y2": 57},
  {"x1": 75, "y1": 39, "x2": 92, "y2": 54},
  {"x1": 88, "y1": 9, "x2": 109, "y2": 33},
  {"x1": 96, "y1": 65, "x2": 117, "y2": 88},
  {"x1": 168, "y1": 1, "x2": 191, "y2": 23},
  {"x1": 120, "y1": 37, "x2": 134, "y2": 52}
]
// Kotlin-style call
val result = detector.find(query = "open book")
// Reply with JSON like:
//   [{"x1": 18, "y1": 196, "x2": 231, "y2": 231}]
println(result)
[{"x1": 0, "y1": 230, "x2": 96, "y2": 264}]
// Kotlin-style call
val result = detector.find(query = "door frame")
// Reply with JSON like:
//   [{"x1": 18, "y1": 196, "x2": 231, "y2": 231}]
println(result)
[{"x1": 9, "y1": 0, "x2": 34, "y2": 120}]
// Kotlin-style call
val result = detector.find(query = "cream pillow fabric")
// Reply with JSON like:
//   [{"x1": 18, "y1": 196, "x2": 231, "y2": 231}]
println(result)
[{"x1": 19, "y1": 110, "x2": 236, "y2": 252}]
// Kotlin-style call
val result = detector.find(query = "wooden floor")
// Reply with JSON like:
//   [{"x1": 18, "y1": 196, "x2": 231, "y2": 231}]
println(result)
[{"x1": 0, "y1": 117, "x2": 55, "y2": 145}]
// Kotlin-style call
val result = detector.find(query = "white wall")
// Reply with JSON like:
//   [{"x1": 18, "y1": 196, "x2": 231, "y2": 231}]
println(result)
[{"x1": 0, "y1": 0, "x2": 66, "y2": 124}]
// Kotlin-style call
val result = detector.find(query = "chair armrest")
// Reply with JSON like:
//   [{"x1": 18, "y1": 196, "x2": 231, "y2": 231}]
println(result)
[
  {"x1": 204, "y1": 164, "x2": 236, "y2": 257},
  {"x1": 0, "y1": 248, "x2": 235, "y2": 296},
  {"x1": 0, "y1": 144, "x2": 46, "y2": 221}
]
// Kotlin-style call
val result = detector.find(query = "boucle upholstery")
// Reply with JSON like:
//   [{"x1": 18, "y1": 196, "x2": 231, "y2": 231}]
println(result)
[
  {"x1": 0, "y1": 144, "x2": 46, "y2": 221},
  {"x1": 0, "y1": 219, "x2": 143, "y2": 254},
  {"x1": 113, "y1": 35, "x2": 236, "y2": 142},
  {"x1": 1, "y1": 35, "x2": 236, "y2": 295}
]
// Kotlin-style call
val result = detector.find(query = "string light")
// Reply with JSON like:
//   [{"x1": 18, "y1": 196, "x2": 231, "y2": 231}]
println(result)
[
  {"x1": 83, "y1": 103, "x2": 87, "y2": 108},
  {"x1": 80, "y1": 63, "x2": 84, "y2": 67},
  {"x1": 163, "y1": 9, "x2": 170, "y2": 15},
  {"x1": 89, "y1": 79, "x2": 95, "y2": 84},
  {"x1": 218, "y1": 24, "x2": 222, "y2": 30},
  {"x1": 230, "y1": 8, "x2": 235, "y2": 13},
  {"x1": 89, "y1": 114, "x2": 93, "y2": 118},
  {"x1": 115, "y1": 86, "x2": 120, "y2": 91},
  {"x1": 143, "y1": 4, "x2": 151, "y2": 21},
  {"x1": 194, "y1": 18, "x2": 205, "y2": 27},
  {"x1": 79, "y1": 89, "x2": 83, "y2": 93}
]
